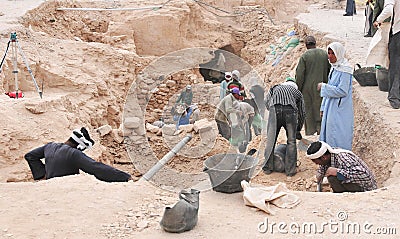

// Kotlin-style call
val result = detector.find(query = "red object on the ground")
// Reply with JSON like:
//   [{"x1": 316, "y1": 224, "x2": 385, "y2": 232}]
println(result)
[{"x1": 5, "y1": 91, "x2": 24, "y2": 98}]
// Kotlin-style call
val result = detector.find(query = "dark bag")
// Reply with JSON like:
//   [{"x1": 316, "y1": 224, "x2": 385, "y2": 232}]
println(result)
[{"x1": 160, "y1": 189, "x2": 200, "y2": 233}]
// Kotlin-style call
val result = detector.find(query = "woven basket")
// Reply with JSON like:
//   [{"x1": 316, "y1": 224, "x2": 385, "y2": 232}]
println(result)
[{"x1": 353, "y1": 64, "x2": 377, "y2": 86}]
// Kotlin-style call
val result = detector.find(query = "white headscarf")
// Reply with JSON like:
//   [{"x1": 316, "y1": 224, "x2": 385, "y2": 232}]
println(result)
[
  {"x1": 306, "y1": 141, "x2": 354, "y2": 159},
  {"x1": 232, "y1": 70, "x2": 240, "y2": 80},
  {"x1": 71, "y1": 127, "x2": 94, "y2": 151},
  {"x1": 327, "y1": 42, "x2": 352, "y2": 74}
]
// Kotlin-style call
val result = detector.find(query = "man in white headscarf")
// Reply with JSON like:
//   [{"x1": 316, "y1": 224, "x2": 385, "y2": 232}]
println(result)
[
  {"x1": 317, "y1": 42, "x2": 354, "y2": 151},
  {"x1": 25, "y1": 127, "x2": 132, "y2": 182},
  {"x1": 220, "y1": 71, "x2": 232, "y2": 100},
  {"x1": 307, "y1": 141, "x2": 377, "y2": 193}
]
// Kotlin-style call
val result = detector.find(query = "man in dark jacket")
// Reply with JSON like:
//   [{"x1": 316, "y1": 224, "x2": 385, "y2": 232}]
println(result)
[{"x1": 25, "y1": 127, "x2": 132, "y2": 182}]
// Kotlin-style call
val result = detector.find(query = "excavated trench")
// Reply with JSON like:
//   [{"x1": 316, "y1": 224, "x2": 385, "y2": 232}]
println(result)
[{"x1": 2, "y1": 0, "x2": 395, "y2": 191}]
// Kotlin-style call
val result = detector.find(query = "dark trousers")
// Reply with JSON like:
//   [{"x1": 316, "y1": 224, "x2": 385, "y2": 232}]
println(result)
[
  {"x1": 263, "y1": 105, "x2": 297, "y2": 176},
  {"x1": 216, "y1": 120, "x2": 231, "y2": 140},
  {"x1": 328, "y1": 176, "x2": 364, "y2": 193},
  {"x1": 366, "y1": 4, "x2": 373, "y2": 35},
  {"x1": 345, "y1": 0, "x2": 356, "y2": 15},
  {"x1": 388, "y1": 31, "x2": 400, "y2": 108}
]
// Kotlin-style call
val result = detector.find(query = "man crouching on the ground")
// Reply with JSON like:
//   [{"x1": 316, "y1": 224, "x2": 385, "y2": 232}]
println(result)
[
  {"x1": 306, "y1": 141, "x2": 377, "y2": 193},
  {"x1": 25, "y1": 127, "x2": 132, "y2": 182}
]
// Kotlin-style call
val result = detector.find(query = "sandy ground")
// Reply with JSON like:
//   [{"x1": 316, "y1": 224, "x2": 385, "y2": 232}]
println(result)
[{"x1": 0, "y1": 0, "x2": 400, "y2": 238}]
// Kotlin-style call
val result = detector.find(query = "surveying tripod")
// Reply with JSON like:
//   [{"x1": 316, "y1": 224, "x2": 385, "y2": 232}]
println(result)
[{"x1": 0, "y1": 32, "x2": 42, "y2": 98}]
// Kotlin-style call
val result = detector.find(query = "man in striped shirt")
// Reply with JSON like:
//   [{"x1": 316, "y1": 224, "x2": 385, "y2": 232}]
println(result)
[
  {"x1": 263, "y1": 78, "x2": 305, "y2": 176},
  {"x1": 306, "y1": 141, "x2": 377, "y2": 192}
]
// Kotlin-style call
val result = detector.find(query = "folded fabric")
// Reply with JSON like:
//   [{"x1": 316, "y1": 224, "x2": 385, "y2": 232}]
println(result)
[{"x1": 241, "y1": 181, "x2": 301, "y2": 215}]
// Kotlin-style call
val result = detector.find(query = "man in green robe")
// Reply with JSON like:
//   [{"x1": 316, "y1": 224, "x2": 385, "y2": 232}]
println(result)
[{"x1": 295, "y1": 36, "x2": 331, "y2": 136}]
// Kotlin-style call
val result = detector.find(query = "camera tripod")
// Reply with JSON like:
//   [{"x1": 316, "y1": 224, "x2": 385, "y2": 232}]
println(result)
[{"x1": 0, "y1": 32, "x2": 42, "y2": 98}]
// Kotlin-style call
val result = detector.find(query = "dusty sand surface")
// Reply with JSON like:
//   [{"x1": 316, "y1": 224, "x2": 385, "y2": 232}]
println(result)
[{"x1": 0, "y1": 0, "x2": 399, "y2": 238}]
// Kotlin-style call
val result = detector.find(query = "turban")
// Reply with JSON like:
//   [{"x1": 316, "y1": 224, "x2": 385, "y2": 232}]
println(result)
[
  {"x1": 306, "y1": 141, "x2": 353, "y2": 159},
  {"x1": 71, "y1": 127, "x2": 94, "y2": 151}
]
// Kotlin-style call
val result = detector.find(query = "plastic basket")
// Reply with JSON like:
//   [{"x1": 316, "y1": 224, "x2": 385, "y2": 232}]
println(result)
[
  {"x1": 203, "y1": 154, "x2": 258, "y2": 193},
  {"x1": 376, "y1": 67, "x2": 389, "y2": 92},
  {"x1": 353, "y1": 64, "x2": 377, "y2": 86}
]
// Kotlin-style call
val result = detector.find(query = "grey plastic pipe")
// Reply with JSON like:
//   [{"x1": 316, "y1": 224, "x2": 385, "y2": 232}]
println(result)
[{"x1": 140, "y1": 134, "x2": 192, "y2": 181}]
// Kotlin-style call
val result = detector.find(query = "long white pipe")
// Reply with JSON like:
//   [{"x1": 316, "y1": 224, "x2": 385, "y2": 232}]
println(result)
[
  {"x1": 140, "y1": 134, "x2": 192, "y2": 181},
  {"x1": 56, "y1": 6, "x2": 162, "y2": 11}
]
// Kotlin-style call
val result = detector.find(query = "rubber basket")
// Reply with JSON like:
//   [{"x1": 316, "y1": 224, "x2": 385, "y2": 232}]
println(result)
[
  {"x1": 203, "y1": 154, "x2": 258, "y2": 193},
  {"x1": 353, "y1": 64, "x2": 377, "y2": 86},
  {"x1": 376, "y1": 67, "x2": 389, "y2": 92}
]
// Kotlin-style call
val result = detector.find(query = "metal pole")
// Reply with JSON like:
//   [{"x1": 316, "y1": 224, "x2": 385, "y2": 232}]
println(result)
[
  {"x1": 0, "y1": 41, "x2": 10, "y2": 73},
  {"x1": 10, "y1": 35, "x2": 19, "y2": 99},
  {"x1": 16, "y1": 41, "x2": 43, "y2": 98},
  {"x1": 140, "y1": 134, "x2": 192, "y2": 181}
]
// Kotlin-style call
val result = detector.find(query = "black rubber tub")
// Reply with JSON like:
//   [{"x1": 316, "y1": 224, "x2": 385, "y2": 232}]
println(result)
[
  {"x1": 353, "y1": 64, "x2": 377, "y2": 86},
  {"x1": 376, "y1": 67, "x2": 389, "y2": 92},
  {"x1": 203, "y1": 153, "x2": 258, "y2": 193}
]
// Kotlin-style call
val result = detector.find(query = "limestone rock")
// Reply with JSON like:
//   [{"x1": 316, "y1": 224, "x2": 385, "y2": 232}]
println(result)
[
  {"x1": 24, "y1": 102, "x2": 46, "y2": 114},
  {"x1": 96, "y1": 125, "x2": 112, "y2": 136},
  {"x1": 162, "y1": 124, "x2": 176, "y2": 136},
  {"x1": 193, "y1": 119, "x2": 213, "y2": 133},
  {"x1": 125, "y1": 117, "x2": 141, "y2": 129},
  {"x1": 146, "y1": 123, "x2": 161, "y2": 134},
  {"x1": 178, "y1": 124, "x2": 194, "y2": 133},
  {"x1": 111, "y1": 129, "x2": 124, "y2": 143}
]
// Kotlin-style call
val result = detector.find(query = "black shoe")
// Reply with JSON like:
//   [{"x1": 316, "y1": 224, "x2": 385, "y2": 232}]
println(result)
[
  {"x1": 390, "y1": 102, "x2": 400, "y2": 109},
  {"x1": 343, "y1": 13, "x2": 353, "y2": 16},
  {"x1": 262, "y1": 168, "x2": 273, "y2": 175},
  {"x1": 364, "y1": 34, "x2": 372, "y2": 37}
]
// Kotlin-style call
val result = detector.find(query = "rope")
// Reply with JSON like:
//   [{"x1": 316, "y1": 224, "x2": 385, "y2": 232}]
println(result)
[
  {"x1": 57, "y1": 0, "x2": 173, "y2": 11},
  {"x1": 192, "y1": 0, "x2": 274, "y2": 24},
  {"x1": 57, "y1": 6, "x2": 163, "y2": 11}
]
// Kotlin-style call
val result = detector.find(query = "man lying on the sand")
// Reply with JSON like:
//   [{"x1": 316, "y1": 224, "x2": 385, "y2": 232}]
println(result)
[{"x1": 25, "y1": 127, "x2": 132, "y2": 182}]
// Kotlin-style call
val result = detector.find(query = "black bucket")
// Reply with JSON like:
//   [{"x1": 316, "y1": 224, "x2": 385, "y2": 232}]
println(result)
[
  {"x1": 376, "y1": 67, "x2": 389, "y2": 92},
  {"x1": 203, "y1": 154, "x2": 258, "y2": 193},
  {"x1": 353, "y1": 64, "x2": 377, "y2": 86}
]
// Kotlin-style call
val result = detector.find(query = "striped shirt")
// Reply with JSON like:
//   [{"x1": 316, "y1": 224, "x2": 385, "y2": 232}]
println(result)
[
  {"x1": 265, "y1": 84, "x2": 305, "y2": 129},
  {"x1": 317, "y1": 151, "x2": 378, "y2": 191}
]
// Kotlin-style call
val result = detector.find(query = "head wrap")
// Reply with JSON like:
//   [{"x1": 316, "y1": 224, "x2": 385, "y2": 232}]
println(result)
[
  {"x1": 281, "y1": 78, "x2": 298, "y2": 90},
  {"x1": 232, "y1": 70, "x2": 240, "y2": 80},
  {"x1": 306, "y1": 141, "x2": 354, "y2": 159},
  {"x1": 231, "y1": 87, "x2": 241, "y2": 95},
  {"x1": 327, "y1": 42, "x2": 352, "y2": 74},
  {"x1": 225, "y1": 71, "x2": 232, "y2": 80},
  {"x1": 71, "y1": 127, "x2": 95, "y2": 151}
]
